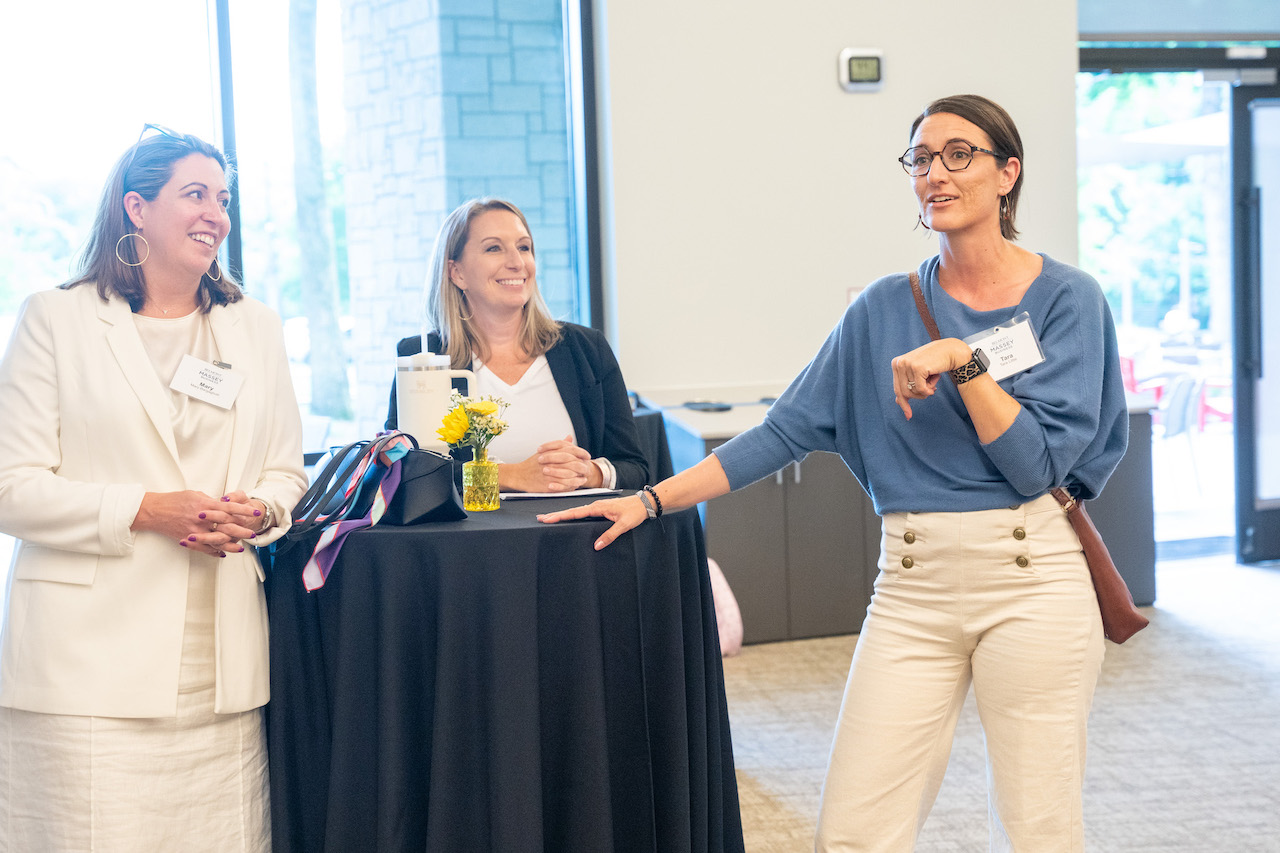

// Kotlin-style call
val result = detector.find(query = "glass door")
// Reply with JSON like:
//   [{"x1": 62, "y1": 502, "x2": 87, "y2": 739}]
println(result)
[
  {"x1": 1076, "y1": 71, "x2": 1235, "y2": 555},
  {"x1": 1233, "y1": 88, "x2": 1280, "y2": 562}
]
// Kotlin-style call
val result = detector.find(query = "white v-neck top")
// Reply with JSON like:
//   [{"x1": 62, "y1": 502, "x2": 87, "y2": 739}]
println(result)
[{"x1": 472, "y1": 355, "x2": 574, "y2": 464}]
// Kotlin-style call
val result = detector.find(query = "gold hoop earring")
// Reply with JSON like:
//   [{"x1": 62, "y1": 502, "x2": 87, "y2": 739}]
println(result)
[
  {"x1": 207, "y1": 258, "x2": 222, "y2": 282},
  {"x1": 115, "y1": 233, "x2": 150, "y2": 266},
  {"x1": 457, "y1": 299, "x2": 473, "y2": 322}
]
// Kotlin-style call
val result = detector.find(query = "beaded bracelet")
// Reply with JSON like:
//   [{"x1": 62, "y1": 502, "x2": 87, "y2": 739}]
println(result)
[{"x1": 642, "y1": 484, "x2": 664, "y2": 518}]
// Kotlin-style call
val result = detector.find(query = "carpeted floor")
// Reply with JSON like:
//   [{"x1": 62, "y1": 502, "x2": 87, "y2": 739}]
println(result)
[{"x1": 722, "y1": 555, "x2": 1280, "y2": 852}]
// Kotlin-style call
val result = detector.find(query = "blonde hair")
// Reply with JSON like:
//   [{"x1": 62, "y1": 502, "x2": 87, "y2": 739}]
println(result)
[{"x1": 424, "y1": 197, "x2": 561, "y2": 367}]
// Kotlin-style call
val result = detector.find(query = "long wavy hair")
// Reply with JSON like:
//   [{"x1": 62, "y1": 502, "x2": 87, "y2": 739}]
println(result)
[
  {"x1": 60, "y1": 130, "x2": 243, "y2": 311},
  {"x1": 424, "y1": 197, "x2": 561, "y2": 368},
  {"x1": 910, "y1": 94, "x2": 1025, "y2": 240}
]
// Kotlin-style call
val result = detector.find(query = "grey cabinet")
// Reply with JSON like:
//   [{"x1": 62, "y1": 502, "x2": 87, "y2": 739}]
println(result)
[
  {"x1": 1087, "y1": 410, "x2": 1156, "y2": 606},
  {"x1": 666, "y1": 422, "x2": 879, "y2": 644}
]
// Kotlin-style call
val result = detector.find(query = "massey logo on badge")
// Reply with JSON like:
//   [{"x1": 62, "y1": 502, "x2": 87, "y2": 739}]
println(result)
[
  {"x1": 171, "y1": 354, "x2": 245, "y2": 410},
  {"x1": 963, "y1": 312, "x2": 1045, "y2": 383},
  {"x1": 197, "y1": 367, "x2": 224, "y2": 392}
]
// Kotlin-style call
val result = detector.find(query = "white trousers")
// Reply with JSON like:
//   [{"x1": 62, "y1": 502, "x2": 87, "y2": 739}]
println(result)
[{"x1": 815, "y1": 494, "x2": 1105, "y2": 853}]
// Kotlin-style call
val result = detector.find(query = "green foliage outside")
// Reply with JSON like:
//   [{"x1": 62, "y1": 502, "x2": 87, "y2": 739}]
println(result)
[{"x1": 1076, "y1": 72, "x2": 1227, "y2": 331}]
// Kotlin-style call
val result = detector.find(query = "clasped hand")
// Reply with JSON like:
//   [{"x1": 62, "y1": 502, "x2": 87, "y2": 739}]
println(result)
[
  {"x1": 504, "y1": 436, "x2": 602, "y2": 493},
  {"x1": 133, "y1": 489, "x2": 265, "y2": 557}
]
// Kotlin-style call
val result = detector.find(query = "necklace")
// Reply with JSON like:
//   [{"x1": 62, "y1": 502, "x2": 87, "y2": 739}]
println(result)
[{"x1": 143, "y1": 297, "x2": 197, "y2": 316}]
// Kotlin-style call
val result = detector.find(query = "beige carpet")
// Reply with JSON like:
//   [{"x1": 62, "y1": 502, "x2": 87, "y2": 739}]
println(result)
[{"x1": 722, "y1": 555, "x2": 1280, "y2": 852}]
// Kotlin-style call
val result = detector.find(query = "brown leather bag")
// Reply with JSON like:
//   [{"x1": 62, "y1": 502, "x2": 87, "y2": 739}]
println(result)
[
  {"x1": 1050, "y1": 489, "x2": 1149, "y2": 642},
  {"x1": 907, "y1": 272, "x2": 1149, "y2": 643}
]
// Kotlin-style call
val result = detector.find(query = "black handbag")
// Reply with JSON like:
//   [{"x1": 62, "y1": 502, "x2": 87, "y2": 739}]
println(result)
[
  {"x1": 289, "y1": 431, "x2": 465, "y2": 538},
  {"x1": 382, "y1": 444, "x2": 467, "y2": 526},
  {"x1": 267, "y1": 432, "x2": 466, "y2": 589}
]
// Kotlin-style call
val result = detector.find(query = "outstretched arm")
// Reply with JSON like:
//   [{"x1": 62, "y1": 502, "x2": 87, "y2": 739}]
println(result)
[{"x1": 538, "y1": 452, "x2": 732, "y2": 550}]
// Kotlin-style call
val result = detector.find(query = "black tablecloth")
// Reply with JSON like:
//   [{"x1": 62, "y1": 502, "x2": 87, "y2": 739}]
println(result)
[{"x1": 264, "y1": 498, "x2": 744, "y2": 853}]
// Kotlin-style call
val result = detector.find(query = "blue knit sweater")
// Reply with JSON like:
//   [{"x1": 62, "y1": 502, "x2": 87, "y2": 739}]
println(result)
[{"x1": 714, "y1": 254, "x2": 1129, "y2": 515}]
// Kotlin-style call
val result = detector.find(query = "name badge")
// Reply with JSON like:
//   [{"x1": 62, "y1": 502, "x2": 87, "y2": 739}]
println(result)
[
  {"x1": 169, "y1": 354, "x2": 244, "y2": 409},
  {"x1": 963, "y1": 312, "x2": 1045, "y2": 382}
]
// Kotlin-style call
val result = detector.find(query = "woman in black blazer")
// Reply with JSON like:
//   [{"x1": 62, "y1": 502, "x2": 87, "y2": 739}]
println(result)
[{"x1": 386, "y1": 198, "x2": 647, "y2": 492}]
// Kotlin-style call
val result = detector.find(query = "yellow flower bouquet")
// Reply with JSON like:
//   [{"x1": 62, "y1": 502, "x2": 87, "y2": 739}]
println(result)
[
  {"x1": 438, "y1": 391, "x2": 509, "y2": 511},
  {"x1": 437, "y1": 391, "x2": 510, "y2": 454}
]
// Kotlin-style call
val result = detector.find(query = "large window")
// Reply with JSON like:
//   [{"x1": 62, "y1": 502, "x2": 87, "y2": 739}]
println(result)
[
  {"x1": 0, "y1": 0, "x2": 588, "y2": 449},
  {"x1": 0, "y1": 0, "x2": 593, "y2": 575},
  {"x1": 230, "y1": 0, "x2": 590, "y2": 448},
  {"x1": 0, "y1": 1, "x2": 225, "y2": 576},
  {"x1": 0, "y1": 1, "x2": 221, "y2": 338}
]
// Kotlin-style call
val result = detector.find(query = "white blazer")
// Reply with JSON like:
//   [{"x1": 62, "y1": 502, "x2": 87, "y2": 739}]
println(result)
[{"x1": 0, "y1": 284, "x2": 306, "y2": 717}]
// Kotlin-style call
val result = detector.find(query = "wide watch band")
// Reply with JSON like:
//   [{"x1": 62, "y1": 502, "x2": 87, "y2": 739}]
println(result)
[
  {"x1": 949, "y1": 347, "x2": 990, "y2": 385},
  {"x1": 250, "y1": 497, "x2": 276, "y2": 533}
]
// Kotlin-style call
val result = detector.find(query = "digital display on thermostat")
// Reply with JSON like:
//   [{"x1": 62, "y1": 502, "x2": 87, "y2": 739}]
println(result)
[
  {"x1": 839, "y1": 48, "x2": 883, "y2": 92},
  {"x1": 847, "y1": 56, "x2": 880, "y2": 83}
]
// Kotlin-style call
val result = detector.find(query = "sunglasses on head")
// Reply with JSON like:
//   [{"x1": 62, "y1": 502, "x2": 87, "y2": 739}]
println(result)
[{"x1": 121, "y1": 123, "x2": 189, "y2": 186}]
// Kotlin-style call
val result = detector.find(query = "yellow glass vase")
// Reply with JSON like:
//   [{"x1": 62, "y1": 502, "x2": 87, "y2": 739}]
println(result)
[{"x1": 462, "y1": 447, "x2": 500, "y2": 511}]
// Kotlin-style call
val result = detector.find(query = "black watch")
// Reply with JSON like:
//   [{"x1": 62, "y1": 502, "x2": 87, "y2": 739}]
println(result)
[{"x1": 950, "y1": 347, "x2": 990, "y2": 385}]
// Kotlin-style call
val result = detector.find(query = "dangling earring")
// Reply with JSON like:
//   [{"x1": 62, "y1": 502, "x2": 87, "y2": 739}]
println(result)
[
  {"x1": 1000, "y1": 195, "x2": 1010, "y2": 220},
  {"x1": 457, "y1": 294, "x2": 473, "y2": 322},
  {"x1": 915, "y1": 213, "x2": 932, "y2": 231},
  {"x1": 115, "y1": 233, "x2": 150, "y2": 266},
  {"x1": 207, "y1": 258, "x2": 222, "y2": 282}
]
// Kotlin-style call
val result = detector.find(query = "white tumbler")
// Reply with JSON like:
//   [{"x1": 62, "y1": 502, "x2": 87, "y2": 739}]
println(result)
[{"x1": 395, "y1": 353, "x2": 475, "y2": 452}]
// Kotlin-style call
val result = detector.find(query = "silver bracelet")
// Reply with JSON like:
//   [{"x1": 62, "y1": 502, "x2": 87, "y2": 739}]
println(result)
[{"x1": 636, "y1": 489, "x2": 658, "y2": 519}]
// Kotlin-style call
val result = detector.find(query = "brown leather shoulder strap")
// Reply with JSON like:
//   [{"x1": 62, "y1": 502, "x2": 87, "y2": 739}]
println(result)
[
  {"x1": 908, "y1": 271, "x2": 942, "y2": 342},
  {"x1": 1050, "y1": 486, "x2": 1078, "y2": 513}
]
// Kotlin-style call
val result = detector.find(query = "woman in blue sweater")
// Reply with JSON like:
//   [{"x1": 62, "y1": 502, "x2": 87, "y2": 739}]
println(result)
[{"x1": 542, "y1": 95, "x2": 1128, "y2": 851}]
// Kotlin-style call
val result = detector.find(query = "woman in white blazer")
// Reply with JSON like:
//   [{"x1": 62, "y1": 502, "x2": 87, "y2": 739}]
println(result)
[{"x1": 0, "y1": 127, "x2": 306, "y2": 851}]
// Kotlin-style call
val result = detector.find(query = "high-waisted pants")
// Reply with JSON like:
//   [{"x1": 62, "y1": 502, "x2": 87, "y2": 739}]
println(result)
[{"x1": 814, "y1": 493, "x2": 1106, "y2": 852}]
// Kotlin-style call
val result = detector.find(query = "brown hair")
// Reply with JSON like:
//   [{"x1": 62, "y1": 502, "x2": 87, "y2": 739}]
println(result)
[
  {"x1": 910, "y1": 94, "x2": 1024, "y2": 240},
  {"x1": 61, "y1": 130, "x2": 242, "y2": 311},
  {"x1": 424, "y1": 197, "x2": 562, "y2": 367}
]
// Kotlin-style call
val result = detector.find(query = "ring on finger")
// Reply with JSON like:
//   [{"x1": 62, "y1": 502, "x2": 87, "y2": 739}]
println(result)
[
  {"x1": 907, "y1": 380, "x2": 917, "y2": 391},
  {"x1": 211, "y1": 521, "x2": 219, "y2": 532}
]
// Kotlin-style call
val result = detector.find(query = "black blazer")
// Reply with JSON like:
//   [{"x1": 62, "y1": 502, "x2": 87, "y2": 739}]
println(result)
[{"x1": 385, "y1": 324, "x2": 650, "y2": 490}]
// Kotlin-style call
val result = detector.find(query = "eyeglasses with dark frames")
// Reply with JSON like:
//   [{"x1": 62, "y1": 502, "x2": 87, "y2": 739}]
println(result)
[{"x1": 898, "y1": 141, "x2": 1006, "y2": 177}]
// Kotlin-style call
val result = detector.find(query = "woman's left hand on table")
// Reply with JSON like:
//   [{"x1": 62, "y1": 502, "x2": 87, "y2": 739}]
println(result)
[{"x1": 537, "y1": 494, "x2": 647, "y2": 550}]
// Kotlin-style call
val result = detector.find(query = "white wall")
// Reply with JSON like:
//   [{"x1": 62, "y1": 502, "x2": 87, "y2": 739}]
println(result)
[{"x1": 595, "y1": 0, "x2": 1081, "y2": 391}]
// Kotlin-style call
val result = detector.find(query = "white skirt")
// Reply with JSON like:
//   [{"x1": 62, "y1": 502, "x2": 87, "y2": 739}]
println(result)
[{"x1": 0, "y1": 565, "x2": 269, "y2": 853}]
